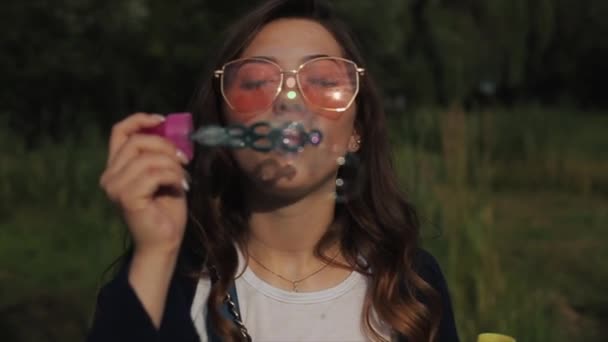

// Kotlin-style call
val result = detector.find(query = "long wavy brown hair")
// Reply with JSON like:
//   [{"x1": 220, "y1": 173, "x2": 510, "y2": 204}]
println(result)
[{"x1": 181, "y1": 0, "x2": 441, "y2": 341}]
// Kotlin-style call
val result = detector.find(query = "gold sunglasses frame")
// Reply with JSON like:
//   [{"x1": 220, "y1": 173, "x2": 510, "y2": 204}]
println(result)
[{"x1": 214, "y1": 56, "x2": 365, "y2": 114}]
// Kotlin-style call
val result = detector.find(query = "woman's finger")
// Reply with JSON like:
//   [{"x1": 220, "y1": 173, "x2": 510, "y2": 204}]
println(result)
[
  {"x1": 106, "y1": 134, "x2": 188, "y2": 177},
  {"x1": 117, "y1": 168, "x2": 188, "y2": 212},
  {"x1": 102, "y1": 154, "x2": 187, "y2": 201},
  {"x1": 107, "y1": 113, "x2": 166, "y2": 166}
]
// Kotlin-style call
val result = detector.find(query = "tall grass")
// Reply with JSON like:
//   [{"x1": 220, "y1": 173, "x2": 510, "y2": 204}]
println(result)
[
  {"x1": 0, "y1": 116, "x2": 123, "y2": 341},
  {"x1": 391, "y1": 106, "x2": 607, "y2": 341}
]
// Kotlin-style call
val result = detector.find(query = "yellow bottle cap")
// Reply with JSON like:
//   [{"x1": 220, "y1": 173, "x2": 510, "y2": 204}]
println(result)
[{"x1": 477, "y1": 333, "x2": 516, "y2": 342}]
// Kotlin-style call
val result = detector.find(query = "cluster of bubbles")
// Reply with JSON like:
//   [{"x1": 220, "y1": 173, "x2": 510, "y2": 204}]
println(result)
[{"x1": 190, "y1": 121, "x2": 323, "y2": 154}]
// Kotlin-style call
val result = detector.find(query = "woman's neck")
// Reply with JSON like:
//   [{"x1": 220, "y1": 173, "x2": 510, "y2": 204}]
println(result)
[
  {"x1": 248, "y1": 190, "x2": 334, "y2": 252},
  {"x1": 243, "y1": 181, "x2": 350, "y2": 291}
]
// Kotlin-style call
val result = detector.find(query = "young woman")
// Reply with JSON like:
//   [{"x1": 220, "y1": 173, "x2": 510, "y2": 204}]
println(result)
[{"x1": 88, "y1": 0, "x2": 458, "y2": 341}]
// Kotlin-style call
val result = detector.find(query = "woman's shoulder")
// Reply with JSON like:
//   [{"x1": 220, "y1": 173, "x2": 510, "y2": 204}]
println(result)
[
  {"x1": 412, "y1": 248, "x2": 441, "y2": 268},
  {"x1": 411, "y1": 248, "x2": 449, "y2": 291},
  {"x1": 411, "y1": 249, "x2": 460, "y2": 340}
]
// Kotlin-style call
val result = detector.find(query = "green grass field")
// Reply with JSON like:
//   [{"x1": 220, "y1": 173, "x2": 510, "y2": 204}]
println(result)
[{"x1": 0, "y1": 108, "x2": 606, "y2": 341}]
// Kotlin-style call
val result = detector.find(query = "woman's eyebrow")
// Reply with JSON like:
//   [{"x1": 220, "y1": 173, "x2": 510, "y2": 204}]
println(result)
[
  {"x1": 301, "y1": 54, "x2": 330, "y2": 62},
  {"x1": 249, "y1": 56, "x2": 278, "y2": 62},
  {"x1": 248, "y1": 54, "x2": 332, "y2": 64}
]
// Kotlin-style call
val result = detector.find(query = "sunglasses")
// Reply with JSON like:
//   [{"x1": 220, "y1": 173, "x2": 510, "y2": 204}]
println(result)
[{"x1": 214, "y1": 56, "x2": 365, "y2": 119}]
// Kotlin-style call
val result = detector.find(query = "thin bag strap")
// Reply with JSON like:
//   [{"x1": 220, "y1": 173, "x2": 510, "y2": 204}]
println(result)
[{"x1": 205, "y1": 282, "x2": 250, "y2": 341}]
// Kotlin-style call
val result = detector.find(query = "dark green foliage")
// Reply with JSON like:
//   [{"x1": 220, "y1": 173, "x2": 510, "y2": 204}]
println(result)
[{"x1": 1, "y1": 0, "x2": 608, "y2": 143}]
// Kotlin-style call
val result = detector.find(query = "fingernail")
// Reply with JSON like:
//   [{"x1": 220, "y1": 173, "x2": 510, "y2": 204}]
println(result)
[
  {"x1": 181, "y1": 179, "x2": 190, "y2": 192},
  {"x1": 176, "y1": 150, "x2": 189, "y2": 164},
  {"x1": 152, "y1": 114, "x2": 166, "y2": 122}
]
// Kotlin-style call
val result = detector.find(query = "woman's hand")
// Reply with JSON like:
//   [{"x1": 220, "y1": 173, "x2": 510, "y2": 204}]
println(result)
[
  {"x1": 99, "y1": 112, "x2": 192, "y2": 327},
  {"x1": 99, "y1": 112, "x2": 190, "y2": 256}
]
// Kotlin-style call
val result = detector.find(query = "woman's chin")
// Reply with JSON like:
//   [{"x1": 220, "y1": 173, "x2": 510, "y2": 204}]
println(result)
[
  {"x1": 235, "y1": 149, "x2": 339, "y2": 200},
  {"x1": 249, "y1": 166, "x2": 335, "y2": 201}
]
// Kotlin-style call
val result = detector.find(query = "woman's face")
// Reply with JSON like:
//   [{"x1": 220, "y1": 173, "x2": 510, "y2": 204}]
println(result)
[{"x1": 223, "y1": 18, "x2": 359, "y2": 199}]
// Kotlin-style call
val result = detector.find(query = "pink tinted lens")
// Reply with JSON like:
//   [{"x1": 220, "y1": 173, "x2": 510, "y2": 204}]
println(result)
[
  {"x1": 299, "y1": 59, "x2": 357, "y2": 111},
  {"x1": 223, "y1": 60, "x2": 281, "y2": 117}
]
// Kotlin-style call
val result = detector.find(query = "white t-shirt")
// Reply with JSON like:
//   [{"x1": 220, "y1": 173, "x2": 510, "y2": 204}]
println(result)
[{"x1": 190, "y1": 250, "x2": 392, "y2": 341}]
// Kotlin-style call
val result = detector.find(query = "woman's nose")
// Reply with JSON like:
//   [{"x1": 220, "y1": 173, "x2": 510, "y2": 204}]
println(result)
[{"x1": 272, "y1": 75, "x2": 307, "y2": 116}]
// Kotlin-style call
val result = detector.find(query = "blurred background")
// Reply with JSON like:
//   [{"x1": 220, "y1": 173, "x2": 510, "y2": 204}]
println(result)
[{"x1": 1, "y1": 0, "x2": 607, "y2": 341}]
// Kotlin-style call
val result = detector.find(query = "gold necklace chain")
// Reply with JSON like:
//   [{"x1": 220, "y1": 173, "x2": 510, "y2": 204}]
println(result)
[{"x1": 248, "y1": 250, "x2": 340, "y2": 292}]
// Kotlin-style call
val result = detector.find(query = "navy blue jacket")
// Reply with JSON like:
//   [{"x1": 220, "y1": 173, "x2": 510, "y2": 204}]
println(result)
[{"x1": 87, "y1": 249, "x2": 459, "y2": 341}]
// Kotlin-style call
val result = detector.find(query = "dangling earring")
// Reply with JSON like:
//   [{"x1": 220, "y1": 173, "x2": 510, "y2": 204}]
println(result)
[{"x1": 334, "y1": 151, "x2": 362, "y2": 203}]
